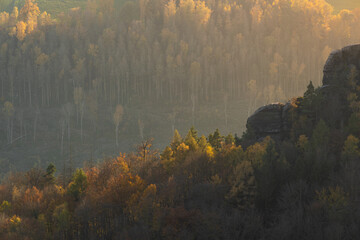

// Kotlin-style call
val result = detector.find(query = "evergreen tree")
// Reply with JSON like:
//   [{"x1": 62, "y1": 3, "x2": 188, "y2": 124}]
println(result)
[
  {"x1": 208, "y1": 129, "x2": 223, "y2": 151},
  {"x1": 189, "y1": 126, "x2": 198, "y2": 141},
  {"x1": 225, "y1": 134, "x2": 235, "y2": 146},
  {"x1": 185, "y1": 130, "x2": 198, "y2": 151},
  {"x1": 44, "y1": 163, "x2": 56, "y2": 185},
  {"x1": 67, "y1": 169, "x2": 88, "y2": 201},
  {"x1": 170, "y1": 129, "x2": 182, "y2": 151}
]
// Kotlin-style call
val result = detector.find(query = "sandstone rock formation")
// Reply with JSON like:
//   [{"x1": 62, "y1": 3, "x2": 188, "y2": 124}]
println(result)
[
  {"x1": 247, "y1": 103, "x2": 284, "y2": 138},
  {"x1": 247, "y1": 44, "x2": 360, "y2": 140},
  {"x1": 323, "y1": 44, "x2": 360, "y2": 86}
]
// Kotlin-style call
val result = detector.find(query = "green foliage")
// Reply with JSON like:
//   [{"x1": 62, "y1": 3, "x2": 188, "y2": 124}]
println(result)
[
  {"x1": 227, "y1": 160, "x2": 256, "y2": 209},
  {"x1": 305, "y1": 82, "x2": 324, "y2": 120},
  {"x1": 240, "y1": 126, "x2": 255, "y2": 142},
  {"x1": 254, "y1": 139, "x2": 289, "y2": 210},
  {"x1": 342, "y1": 135, "x2": 360, "y2": 163},
  {"x1": 303, "y1": 81, "x2": 315, "y2": 99},
  {"x1": 188, "y1": 126, "x2": 198, "y2": 141},
  {"x1": 160, "y1": 146, "x2": 175, "y2": 173},
  {"x1": 225, "y1": 134, "x2": 235, "y2": 146},
  {"x1": 316, "y1": 186, "x2": 349, "y2": 221},
  {"x1": 0, "y1": 0, "x2": 360, "y2": 236},
  {"x1": 311, "y1": 119, "x2": 330, "y2": 150},
  {"x1": 198, "y1": 135, "x2": 207, "y2": 151},
  {"x1": 234, "y1": 134, "x2": 241, "y2": 146},
  {"x1": 296, "y1": 135, "x2": 309, "y2": 152},
  {"x1": 208, "y1": 129, "x2": 223, "y2": 151},
  {"x1": 221, "y1": 145, "x2": 244, "y2": 167},
  {"x1": 67, "y1": 169, "x2": 87, "y2": 201},
  {"x1": 0, "y1": 200, "x2": 11, "y2": 212},
  {"x1": 347, "y1": 112, "x2": 360, "y2": 135},
  {"x1": 44, "y1": 163, "x2": 56, "y2": 184},
  {"x1": 185, "y1": 129, "x2": 198, "y2": 151},
  {"x1": 53, "y1": 203, "x2": 71, "y2": 232},
  {"x1": 170, "y1": 129, "x2": 182, "y2": 151}
]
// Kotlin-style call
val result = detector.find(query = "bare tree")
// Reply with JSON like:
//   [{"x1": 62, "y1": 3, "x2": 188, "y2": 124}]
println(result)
[
  {"x1": 3, "y1": 101, "x2": 14, "y2": 144},
  {"x1": 137, "y1": 138, "x2": 154, "y2": 162},
  {"x1": 62, "y1": 103, "x2": 73, "y2": 142},
  {"x1": 33, "y1": 105, "x2": 40, "y2": 142},
  {"x1": 138, "y1": 118, "x2": 144, "y2": 140},
  {"x1": 191, "y1": 94, "x2": 195, "y2": 126},
  {"x1": 224, "y1": 92, "x2": 228, "y2": 131},
  {"x1": 169, "y1": 108, "x2": 177, "y2": 133},
  {"x1": 113, "y1": 104, "x2": 123, "y2": 146},
  {"x1": 80, "y1": 100, "x2": 85, "y2": 143},
  {"x1": 59, "y1": 119, "x2": 65, "y2": 155}
]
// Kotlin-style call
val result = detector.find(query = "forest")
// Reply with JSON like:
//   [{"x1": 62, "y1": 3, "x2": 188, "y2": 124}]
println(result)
[
  {"x1": 1, "y1": 0, "x2": 360, "y2": 238},
  {"x1": 0, "y1": 0, "x2": 360, "y2": 172},
  {"x1": 2, "y1": 78, "x2": 360, "y2": 239}
]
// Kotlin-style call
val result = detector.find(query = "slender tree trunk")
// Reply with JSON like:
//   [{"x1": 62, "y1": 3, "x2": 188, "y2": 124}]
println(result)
[
  {"x1": 33, "y1": 111, "x2": 38, "y2": 142},
  {"x1": 1, "y1": 73, "x2": 3, "y2": 99},
  {"x1": 115, "y1": 124, "x2": 118, "y2": 146},
  {"x1": 7, "y1": 117, "x2": 10, "y2": 144},
  {"x1": 10, "y1": 118, "x2": 13, "y2": 143},
  {"x1": 224, "y1": 94, "x2": 228, "y2": 130},
  {"x1": 28, "y1": 79, "x2": 32, "y2": 106},
  {"x1": 191, "y1": 95, "x2": 195, "y2": 126},
  {"x1": 68, "y1": 118, "x2": 71, "y2": 142},
  {"x1": 60, "y1": 120, "x2": 65, "y2": 155},
  {"x1": 80, "y1": 108, "x2": 84, "y2": 143}
]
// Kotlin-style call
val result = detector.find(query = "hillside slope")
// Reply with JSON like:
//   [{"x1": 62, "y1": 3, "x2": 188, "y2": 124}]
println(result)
[{"x1": 1, "y1": 44, "x2": 360, "y2": 239}]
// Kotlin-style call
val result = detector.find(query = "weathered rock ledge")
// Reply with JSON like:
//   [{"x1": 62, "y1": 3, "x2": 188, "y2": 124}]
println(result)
[{"x1": 247, "y1": 44, "x2": 360, "y2": 140}]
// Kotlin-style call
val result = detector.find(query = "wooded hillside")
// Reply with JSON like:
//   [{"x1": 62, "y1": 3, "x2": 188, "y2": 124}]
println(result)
[{"x1": 1, "y1": 0, "x2": 360, "y2": 177}]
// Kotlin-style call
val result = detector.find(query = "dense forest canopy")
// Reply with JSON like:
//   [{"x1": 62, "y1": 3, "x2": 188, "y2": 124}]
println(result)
[
  {"x1": 0, "y1": 0, "x2": 360, "y2": 106},
  {"x1": 1, "y1": 0, "x2": 360, "y2": 239},
  {"x1": 2, "y1": 76, "x2": 360, "y2": 238},
  {"x1": 0, "y1": 0, "x2": 360, "y2": 176}
]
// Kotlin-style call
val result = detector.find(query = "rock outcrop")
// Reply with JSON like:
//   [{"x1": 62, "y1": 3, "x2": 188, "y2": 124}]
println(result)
[
  {"x1": 247, "y1": 44, "x2": 360, "y2": 140},
  {"x1": 247, "y1": 103, "x2": 284, "y2": 138},
  {"x1": 246, "y1": 101, "x2": 293, "y2": 140},
  {"x1": 323, "y1": 44, "x2": 360, "y2": 86}
]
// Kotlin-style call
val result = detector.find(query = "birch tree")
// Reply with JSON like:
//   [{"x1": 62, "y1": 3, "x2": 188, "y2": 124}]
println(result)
[
  {"x1": 3, "y1": 101, "x2": 14, "y2": 144},
  {"x1": 113, "y1": 104, "x2": 123, "y2": 146}
]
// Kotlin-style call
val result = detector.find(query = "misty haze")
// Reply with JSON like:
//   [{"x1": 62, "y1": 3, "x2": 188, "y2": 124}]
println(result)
[{"x1": 0, "y1": 0, "x2": 360, "y2": 239}]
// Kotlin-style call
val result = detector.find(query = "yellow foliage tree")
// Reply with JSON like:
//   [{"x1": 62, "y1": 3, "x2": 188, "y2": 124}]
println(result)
[{"x1": 15, "y1": 21, "x2": 27, "y2": 41}]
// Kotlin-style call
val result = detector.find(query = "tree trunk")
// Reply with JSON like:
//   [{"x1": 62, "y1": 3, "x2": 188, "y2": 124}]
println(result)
[
  {"x1": 10, "y1": 118, "x2": 13, "y2": 143},
  {"x1": 61, "y1": 120, "x2": 65, "y2": 155},
  {"x1": 80, "y1": 108, "x2": 84, "y2": 143},
  {"x1": 7, "y1": 117, "x2": 10, "y2": 144},
  {"x1": 115, "y1": 124, "x2": 118, "y2": 146},
  {"x1": 33, "y1": 112, "x2": 38, "y2": 142}
]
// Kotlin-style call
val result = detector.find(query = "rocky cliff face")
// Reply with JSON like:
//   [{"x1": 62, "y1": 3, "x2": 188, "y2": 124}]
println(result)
[
  {"x1": 246, "y1": 103, "x2": 292, "y2": 140},
  {"x1": 323, "y1": 44, "x2": 360, "y2": 87},
  {"x1": 247, "y1": 44, "x2": 360, "y2": 140}
]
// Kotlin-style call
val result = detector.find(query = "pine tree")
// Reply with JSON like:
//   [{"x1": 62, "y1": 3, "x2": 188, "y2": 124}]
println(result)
[
  {"x1": 185, "y1": 128, "x2": 198, "y2": 151},
  {"x1": 208, "y1": 129, "x2": 223, "y2": 151},
  {"x1": 170, "y1": 129, "x2": 182, "y2": 151}
]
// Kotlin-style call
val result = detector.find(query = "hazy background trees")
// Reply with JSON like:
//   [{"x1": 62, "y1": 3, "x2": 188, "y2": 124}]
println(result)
[
  {"x1": 1, "y1": 0, "x2": 359, "y2": 107},
  {"x1": 0, "y1": 0, "x2": 360, "y2": 171}
]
